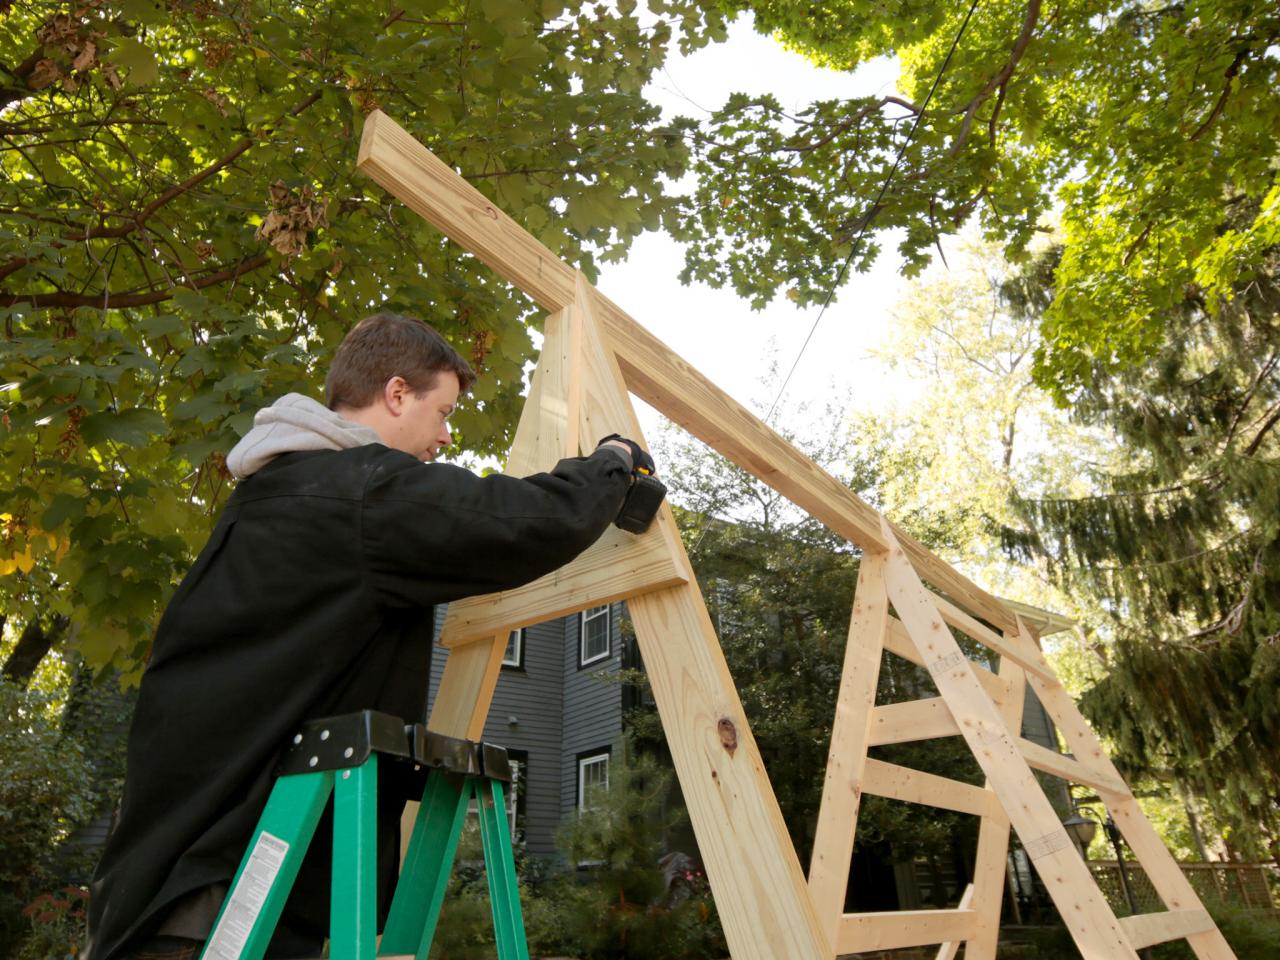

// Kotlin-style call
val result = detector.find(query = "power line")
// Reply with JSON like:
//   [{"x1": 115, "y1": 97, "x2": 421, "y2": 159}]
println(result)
[{"x1": 764, "y1": 0, "x2": 983, "y2": 425}]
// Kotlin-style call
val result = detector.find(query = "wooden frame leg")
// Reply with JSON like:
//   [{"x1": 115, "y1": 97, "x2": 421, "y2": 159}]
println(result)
[
  {"x1": 808, "y1": 552, "x2": 890, "y2": 949},
  {"x1": 963, "y1": 643, "x2": 1028, "y2": 960},
  {"x1": 880, "y1": 519, "x2": 1139, "y2": 959}
]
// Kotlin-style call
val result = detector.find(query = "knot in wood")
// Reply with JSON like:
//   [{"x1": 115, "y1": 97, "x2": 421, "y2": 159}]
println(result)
[{"x1": 717, "y1": 717, "x2": 738, "y2": 755}]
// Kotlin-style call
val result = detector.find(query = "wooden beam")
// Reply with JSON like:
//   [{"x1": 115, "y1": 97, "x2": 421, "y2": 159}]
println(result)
[
  {"x1": 861, "y1": 758, "x2": 1000, "y2": 818},
  {"x1": 930, "y1": 592, "x2": 1055, "y2": 682},
  {"x1": 935, "y1": 885, "x2": 975, "y2": 960},
  {"x1": 868, "y1": 698, "x2": 960, "y2": 746},
  {"x1": 1120, "y1": 909, "x2": 1215, "y2": 950},
  {"x1": 1017, "y1": 736, "x2": 1130, "y2": 796},
  {"x1": 577, "y1": 277, "x2": 831, "y2": 960},
  {"x1": 808, "y1": 555, "x2": 890, "y2": 949},
  {"x1": 426, "y1": 634, "x2": 507, "y2": 740},
  {"x1": 357, "y1": 110, "x2": 576, "y2": 311},
  {"x1": 837, "y1": 909, "x2": 980, "y2": 953},
  {"x1": 965, "y1": 631, "x2": 1028, "y2": 960},
  {"x1": 883, "y1": 617, "x2": 1013, "y2": 703},
  {"x1": 880, "y1": 518, "x2": 1139, "y2": 959},
  {"x1": 356, "y1": 108, "x2": 1023, "y2": 638},
  {"x1": 437, "y1": 531, "x2": 686, "y2": 646},
  {"x1": 1010, "y1": 623, "x2": 1237, "y2": 960}
]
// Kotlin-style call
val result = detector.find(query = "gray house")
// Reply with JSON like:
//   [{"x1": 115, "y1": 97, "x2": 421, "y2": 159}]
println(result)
[
  {"x1": 426, "y1": 601, "x2": 626, "y2": 860},
  {"x1": 424, "y1": 597, "x2": 1071, "y2": 900}
]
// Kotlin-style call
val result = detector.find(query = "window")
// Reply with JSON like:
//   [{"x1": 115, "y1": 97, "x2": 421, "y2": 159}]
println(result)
[
  {"x1": 504, "y1": 751, "x2": 528, "y2": 843},
  {"x1": 502, "y1": 628, "x2": 524, "y2": 669},
  {"x1": 579, "y1": 605, "x2": 610, "y2": 667},
  {"x1": 577, "y1": 751, "x2": 610, "y2": 810}
]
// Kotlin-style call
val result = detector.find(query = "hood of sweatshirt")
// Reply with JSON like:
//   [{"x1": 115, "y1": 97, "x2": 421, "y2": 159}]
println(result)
[{"x1": 225, "y1": 393, "x2": 382, "y2": 479}]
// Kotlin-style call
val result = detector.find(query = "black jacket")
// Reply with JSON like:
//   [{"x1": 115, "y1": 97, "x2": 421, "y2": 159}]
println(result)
[{"x1": 86, "y1": 444, "x2": 631, "y2": 960}]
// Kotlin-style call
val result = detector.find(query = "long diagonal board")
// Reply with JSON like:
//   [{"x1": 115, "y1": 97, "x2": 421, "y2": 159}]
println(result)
[{"x1": 357, "y1": 110, "x2": 1235, "y2": 960}]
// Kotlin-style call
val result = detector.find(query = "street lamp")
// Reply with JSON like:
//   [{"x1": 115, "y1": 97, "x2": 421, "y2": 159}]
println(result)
[
  {"x1": 1063, "y1": 806, "x2": 1150, "y2": 957},
  {"x1": 1062, "y1": 811, "x2": 1098, "y2": 857}
]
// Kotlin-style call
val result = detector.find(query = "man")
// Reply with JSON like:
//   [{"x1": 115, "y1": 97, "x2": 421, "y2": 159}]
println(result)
[{"x1": 87, "y1": 312, "x2": 645, "y2": 960}]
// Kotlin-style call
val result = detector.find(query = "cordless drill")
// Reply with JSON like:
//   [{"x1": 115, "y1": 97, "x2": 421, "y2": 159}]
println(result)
[{"x1": 599, "y1": 434, "x2": 667, "y2": 534}]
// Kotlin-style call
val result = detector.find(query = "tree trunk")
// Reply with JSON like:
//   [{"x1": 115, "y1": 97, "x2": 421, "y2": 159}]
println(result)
[{"x1": 1, "y1": 615, "x2": 68, "y2": 688}]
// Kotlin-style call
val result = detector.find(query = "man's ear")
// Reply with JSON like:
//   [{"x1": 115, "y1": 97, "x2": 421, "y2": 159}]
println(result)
[{"x1": 383, "y1": 376, "x2": 409, "y2": 416}]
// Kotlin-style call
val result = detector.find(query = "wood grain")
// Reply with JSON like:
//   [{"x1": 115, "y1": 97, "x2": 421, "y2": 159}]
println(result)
[
  {"x1": 880, "y1": 518, "x2": 1139, "y2": 959},
  {"x1": 837, "y1": 909, "x2": 979, "y2": 953},
  {"x1": 808, "y1": 555, "x2": 890, "y2": 947}
]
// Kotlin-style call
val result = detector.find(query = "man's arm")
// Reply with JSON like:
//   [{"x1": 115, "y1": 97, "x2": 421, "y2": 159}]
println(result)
[{"x1": 360, "y1": 445, "x2": 634, "y2": 608}]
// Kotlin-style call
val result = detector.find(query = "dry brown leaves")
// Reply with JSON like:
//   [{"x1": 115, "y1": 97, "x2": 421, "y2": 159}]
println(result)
[{"x1": 254, "y1": 180, "x2": 329, "y2": 257}]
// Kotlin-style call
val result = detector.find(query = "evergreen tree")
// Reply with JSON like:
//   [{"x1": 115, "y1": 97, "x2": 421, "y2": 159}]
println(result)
[{"x1": 1005, "y1": 238, "x2": 1280, "y2": 862}]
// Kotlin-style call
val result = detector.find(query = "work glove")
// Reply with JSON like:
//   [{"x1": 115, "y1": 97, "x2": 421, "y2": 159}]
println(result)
[
  {"x1": 596, "y1": 434, "x2": 657, "y2": 476},
  {"x1": 596, "y1": 434, "x2": 664, "y2": 533}
]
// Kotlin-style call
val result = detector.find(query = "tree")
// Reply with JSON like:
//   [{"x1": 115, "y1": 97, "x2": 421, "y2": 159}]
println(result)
[
  {"x1": 671, "y1": 0, "x2": 1279, "y2": 398},
  {"x1": 0, "y1": 0, "x2": 728, "y2": 674},
  {"x1": 1005, "y1": 238, "x2": 1280, "y2": 862}
]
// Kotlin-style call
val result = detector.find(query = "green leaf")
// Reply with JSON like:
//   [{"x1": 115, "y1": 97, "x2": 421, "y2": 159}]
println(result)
[
  {"x1": 40, "y1": 493, "x2": 87, "y2": 531},
  {"x1": 79, "y1": 408, "x2": 167, "y2": 447},
  {"x1": 112, "y1": 38, "x2": 160, "y2": 86}
]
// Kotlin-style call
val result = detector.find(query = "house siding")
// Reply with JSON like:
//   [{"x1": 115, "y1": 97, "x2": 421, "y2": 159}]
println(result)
[
  {"x1": 427, "y1": 609, "x2": 566, "y2": 859},
  {"x1": 559, "y1": 602, "x2": 623, "y2": 816}
]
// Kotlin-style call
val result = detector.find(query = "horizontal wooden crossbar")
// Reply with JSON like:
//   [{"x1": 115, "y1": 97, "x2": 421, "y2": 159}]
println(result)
[
  {"x1": 868, "y1": 697, "x2": 958, "y2": 745},
  {"x1": 837, "y1": 909, "x2": 980, "y2": 952},
  {"x1": 1017, "y1": 737, "x2": 1129, "y2": 795},
  {"x1": 865, "y1": 697, "x2": 1128, "y2": 795},
  {"x1": 883, "y1": 617, "x2": 1014, "y2": 703},
  {"x1": 1120, "y1": 908, "x2": 1215, "y2": 949},
  {"x1": 931, "y1": 592, "x2": 1055, "y2": 682},
  {"x1": 861, "y1": 758, "x2": 999, "y2": 818}
]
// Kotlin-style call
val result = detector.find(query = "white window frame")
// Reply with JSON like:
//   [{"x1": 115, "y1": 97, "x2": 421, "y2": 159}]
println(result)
[
  {"x1": 502, "y1": 627, "x2": 524, "y2": 668},
  {"x1": 579, "y1": 604, "x2": 611, "y2": 667},
  {"x1": 577, "y1": 751, "x2": 610, "y2": 810}
]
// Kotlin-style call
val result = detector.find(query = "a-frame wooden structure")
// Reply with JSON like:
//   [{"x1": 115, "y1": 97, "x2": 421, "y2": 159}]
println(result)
[{"x1": 357, "y1": 111, "x2": 1235, "y2": 960}]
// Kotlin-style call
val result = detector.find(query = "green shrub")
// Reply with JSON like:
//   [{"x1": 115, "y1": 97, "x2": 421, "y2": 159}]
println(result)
[
  {"x1": 0, "y1": 679, "x2": 97, "y2": 958},
  {"x1": 1149, "y1": 904, "x2": 1280, "y2": 960},
  {"x1": 427, "y1": 740, "x2": 725, "y2": 960}
]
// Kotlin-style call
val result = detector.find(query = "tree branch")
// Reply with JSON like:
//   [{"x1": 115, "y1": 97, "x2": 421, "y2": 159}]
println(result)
[
  {"x1": 70, "y1": 90, "x2": 323, "y2": 242},
  {"x1": 0, "y1": 252, "x2": 272, "y2": 308},
  {"x1": 1188, "y1": 48, "x2": 1248, "y2": 142},
  {"x1": 948, "y1": 0, "x2": 1041, "y2": 158}
]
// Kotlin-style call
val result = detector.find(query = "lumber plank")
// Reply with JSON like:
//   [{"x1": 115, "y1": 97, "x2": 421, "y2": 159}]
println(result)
[
  {"x1": 629, "y1": 584, "x2": 831, "y2": 960},
  {"x1": 426, "y1": 633, "x2": 507, "y2": 740},
  {"x1": 808, "y1": 555, "x2": 890, "y2": 946},
  {"x1": 930, "y1": 592, "x2": 1056, "y2": 681},
  {"x1": 965, "y1": 637, "x2": 1028, "y2": 960},
  {"x1": 1010, "y1": 623, "x2": 1237, "y2": 960},
  {"x1": 355, "y1": 109, "x2": 1023, "y2": 638},
  {"x1": 869, "y1": 697, "x2": 960, "y2": 746},
  {"x1": 935, "y1": 885, "x2": 975, "y2": 960},
  {"x1": 437, "y1": 532, "x2": 687, "y2": 645},
  {"x1": 1120, "y1": 909, "x2": 1215, "y2": 950},
  {"x1": 1016, "y1": 736, "x2": 1130, "y2": 795},
  {"x1": 880, "y1": 518, "x2": 1139, "y2": 959},
  {"x1": 438, "y1": 286, "x2": 686, "y2": 647},
  {"x1": 861, "y1": 758, "x2": 1000, "y2": 818},
  {"x1": 883, "y1": 617, "x2": 1013, "y2": 703},
  {"x1": 357, "y1": 110, "x2": 576, "y2": 310},
  {"x1": 837, "y1": 909, "x2": 979, "y2": 953}
]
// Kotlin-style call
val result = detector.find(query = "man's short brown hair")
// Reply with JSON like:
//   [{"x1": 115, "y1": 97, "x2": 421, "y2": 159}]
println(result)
[{"x1": 325, "y1": 312, "x2": 476, "y2": 410}]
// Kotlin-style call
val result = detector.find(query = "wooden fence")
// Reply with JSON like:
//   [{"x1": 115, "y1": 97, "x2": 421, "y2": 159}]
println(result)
[{"x1": 1089, "y1": 861, "x2": 1277, "y2": 914}]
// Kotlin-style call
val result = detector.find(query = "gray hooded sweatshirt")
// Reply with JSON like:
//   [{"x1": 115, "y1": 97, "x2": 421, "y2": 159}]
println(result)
[{"x1": 226, "y1": 393, "x2": 382, "y2": 479}]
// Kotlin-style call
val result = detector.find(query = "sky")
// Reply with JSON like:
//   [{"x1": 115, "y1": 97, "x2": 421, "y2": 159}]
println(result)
[{"x1": 596, "y1": 14, "x2": 927, "y2": 441}]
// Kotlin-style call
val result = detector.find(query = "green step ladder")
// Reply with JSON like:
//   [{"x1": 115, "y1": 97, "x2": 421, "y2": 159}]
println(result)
[{"x1": 199, "y1": 710, "x2": 529, "y2": 960}]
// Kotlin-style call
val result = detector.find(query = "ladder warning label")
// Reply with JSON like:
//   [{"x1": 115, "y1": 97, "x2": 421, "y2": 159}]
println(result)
[{"x1": 204, "y1": 832, "x2": 290, "y2": 960}]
